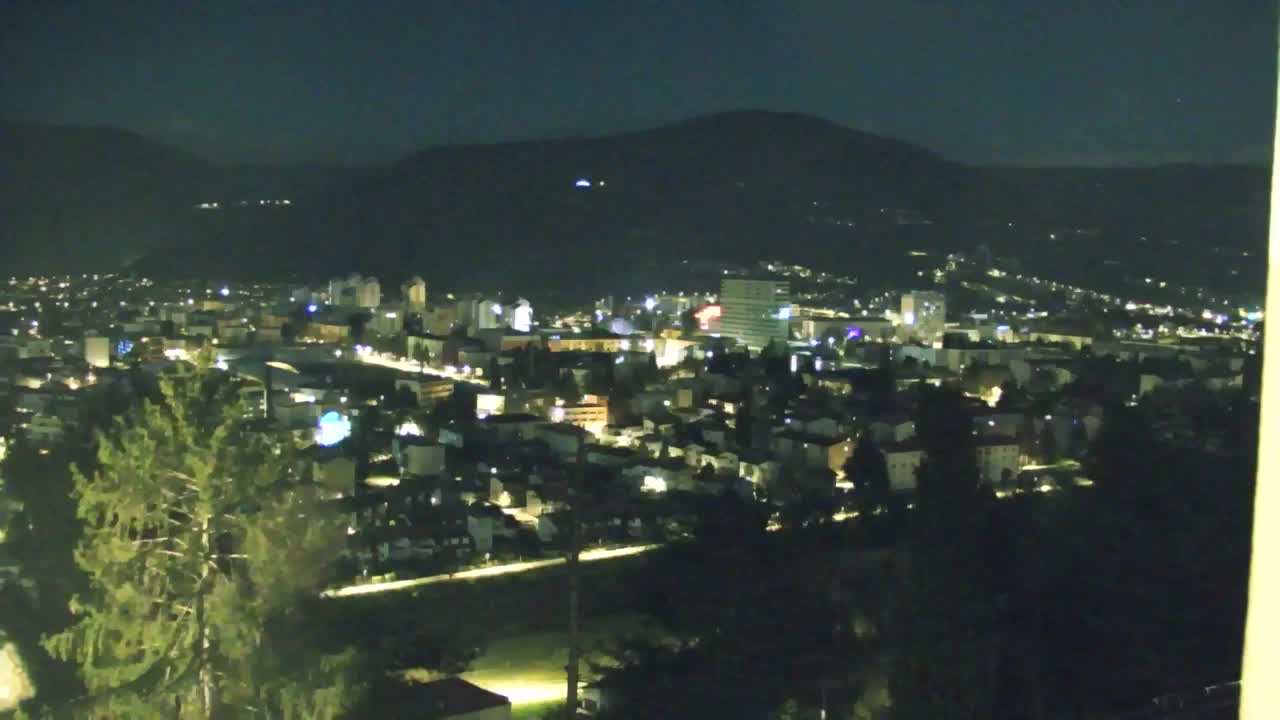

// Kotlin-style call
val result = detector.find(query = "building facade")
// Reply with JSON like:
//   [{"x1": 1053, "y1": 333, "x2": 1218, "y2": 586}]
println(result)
[
  {"x1": 901, "y1": 290, "x2": 947, "y2": 346},
  {"x1": 328, "y1": 273, "x2": 381, "y2": 308},
  {"x1": 719, "y1": 279, "x2": 791, "y2": 350},
  {"x1": 402, "y1": 276, "x2": 427, "y2": 310}
]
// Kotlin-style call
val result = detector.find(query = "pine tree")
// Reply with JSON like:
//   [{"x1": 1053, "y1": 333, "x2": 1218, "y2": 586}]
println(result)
[
  {"x1": 555, "y1": 369, "x2": 581, "y2": 403},
  {"x1": 891, "y1": 387, "x2": 1000, "y2": 719},
  {"x1": 1067, "y1": 419, "x2": 1089, "y2": 461},
  {"x1": 844, "y1": 432, "x2": 891, "y2": 520},
  {"x1": 488, "y1": 357, "x2": 503, "y2": 392},
  {"x1": 1017, "y1": 414, "x2": 1039, "y2": 463},
  {"x1": 411, "y1": 341, "x2": 432, "y2": 375},
  {"x1": 1040, "y1": 420, "x2": 1059, "y2": 464},
  {"x1": 43, "y1": 360, "x2": 359, "y2": 718}
]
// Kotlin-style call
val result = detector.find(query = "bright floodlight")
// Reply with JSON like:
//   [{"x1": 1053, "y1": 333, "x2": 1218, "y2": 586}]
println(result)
[
  {"x1": 396, "y1": 420, "x2": 423, "y2": 437},
  {"x1": 575, "y1": 178, "x2": 591, "y2": 188},
  {"x1": 307, "y1": 303, "x2": 318, "y2": 313},
  {"x1": 315, "y1": 411, "x2": 352, "y2": 447},
  {"x1": 265, "y1": 360, "x2": 301, "y2": 374},
  {"x1": 219, "y1": 287, "x2": 230, "y2": 297},
  {"x1": 644, "y1": 296, "x2": 657, "y2": 311},
  {"x1": 491, "y1": 303, "x2": 503, "y2": 316}
]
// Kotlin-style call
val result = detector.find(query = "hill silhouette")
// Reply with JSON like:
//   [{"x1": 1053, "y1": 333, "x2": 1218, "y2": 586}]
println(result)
[{"x1": 1, "y1": 112, "x2": 1268, "y2": 297}]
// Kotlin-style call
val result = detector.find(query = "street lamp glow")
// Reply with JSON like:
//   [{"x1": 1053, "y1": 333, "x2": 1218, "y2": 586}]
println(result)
[{"x1": 323, "y1": 544, "x2": 659, "y2": 598}]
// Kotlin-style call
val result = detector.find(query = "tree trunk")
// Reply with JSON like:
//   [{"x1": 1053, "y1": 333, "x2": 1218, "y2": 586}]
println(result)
[{"x1": 196, "y1": 514, "x2": 215, "y2": 718}]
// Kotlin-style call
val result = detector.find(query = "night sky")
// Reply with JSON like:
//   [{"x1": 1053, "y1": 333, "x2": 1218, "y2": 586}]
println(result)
[{"x1": 1, "y1": 0, "x2": 1275, "y2": 166}]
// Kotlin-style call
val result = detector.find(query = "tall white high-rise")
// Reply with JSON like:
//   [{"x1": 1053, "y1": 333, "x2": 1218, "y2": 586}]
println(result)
[
  {"x1": 719, "y1": 278, "x2": 791, "y2": 350},
  {"x1": 901, "y1": 290, "x2": 946, "y2": 346}
]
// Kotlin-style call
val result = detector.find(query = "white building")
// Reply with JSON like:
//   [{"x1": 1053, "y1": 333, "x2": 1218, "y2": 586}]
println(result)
[
  {"x1": 27, "y1": 413, "x2": 65, "y2": 445},
  {"x1": 402, "y1": 276, "x2": 427, "y2": 310},
  {"x1": 398, "y1": 440, "x2": 446, "y2": 477},
  {"x1": 883, "y1": 440, "x2": 925, "y2": 492},
  {"x1": 84, "y1": 335, "x2": 111, "y2": 368},
  {"x1": 901, "y1": 291, "x2": 947, "y2": 346},
  {"x1": 975, "y1": 436, "x2": 1020, "y2": 485},
  {"x1": 883, "y1": 436, "x2": 1017, "y2": 491},
  {"x1": 456, "y1": 297, "x2": 503, "y2": 334},
  {"x1": 369, "y1": 306, "x2": 405, "y2": 335},
  {"x1": 504, "y1": 298, "x2": 534, "y2": 333},
  {"x1": 719, "y1": 278, "x2": 791, "y2": 350},
  {"x1": 328, "y1": 273, "x2": 381, "y2": 309}
]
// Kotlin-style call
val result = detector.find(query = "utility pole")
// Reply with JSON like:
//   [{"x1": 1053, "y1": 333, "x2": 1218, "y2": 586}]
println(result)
[{"x1": 565, "y1": 442, "x2": 586, "y2": 719}]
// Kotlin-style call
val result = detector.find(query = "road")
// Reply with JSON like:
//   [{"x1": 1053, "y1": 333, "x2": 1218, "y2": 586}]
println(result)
[
  {"x1": 323, "y1": 544, "x2": 660, "y2": 598},
  {"x1": 356, "y1": 349, "x2": 489, "y2": 389}
]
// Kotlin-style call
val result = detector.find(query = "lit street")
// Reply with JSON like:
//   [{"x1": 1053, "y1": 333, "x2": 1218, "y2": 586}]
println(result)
[
  {"x1": 324, "y1": 544, "x2": 660, "y2": 598},
  {"x1": 356, "y1": 350, "x2": 489, "y2": 389}
]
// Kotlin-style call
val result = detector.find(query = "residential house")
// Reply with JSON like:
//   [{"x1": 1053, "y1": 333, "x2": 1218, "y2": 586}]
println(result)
[
  {"x1": 395, "y1": 377, "x2": 454, "y2": 407},
  {"x1": 866, "y1": 417, "x2": 916, "y2": 444},
  {"x1": 482, "y1": 413, "x2": 545, "y2": 443},
  {"x1": 738, "y1": 449, "x2": 781, "y2": 489},
  {"x1": 586, "y1": 444, "x2": 636, "y2": 468},
  {"x1": 771, "y1": 431, "x2": 853, "y2": 475},
  {"x1": 536, "y1": 423, "x2": 589, "y2": 459},
  {"x1": 623, "y1": 458, "x2": 694, "y2": 493},
  {"x1": 397, "y1": 438, "x2": 446, "y2": 477},
  {"x1": 466, "y1": 504, "x2": 501, "y2": 554},
  {"x1": 975, "y1": 435, "x2": 1020, "y2": 485},
  {"x1": 883, "y1": 438, "x2": 926, "y2": 492}
]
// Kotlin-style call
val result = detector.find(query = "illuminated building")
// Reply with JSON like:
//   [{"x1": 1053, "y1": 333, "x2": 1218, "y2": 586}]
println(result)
[
  {"x1": 369, "y1": 306, "x2": 405, "y2": 335},
  {"x1": 401, "y1": 276, "x2": 427, "y2": 310},
  {"x1": 455, "y1": 296, "x2": 503, "y2": 333},
  {"x1": 718, "y1": 279, "x2": 791, "y2": 350},
  {"x1": 974, "y1": 435, "x2": 1020, "y2": 485},
  {"x1": 900, "y1": 290, "x2": 946, "y2": 346},
  {"x1": 328, "y1": 273, "x2": 381, "y2": 308},
  {"x1": 395, "y1": 377, "x2": 454, "y2": 407},
  {"x1": 545, "y1": 333, "x2": 625, "y2": 353},
  {"x1": 307, "y1": 320, "x2": 350, "y2": 343},
  {"x1": 504, "y1": 298, "x2": 534, "y2": 332},
  {"x1": 551, "y1": 402, "x2": 608, "y2": 435},
  {"x1": 84, "y1": 334, "x2": 110, "y2": 368}
]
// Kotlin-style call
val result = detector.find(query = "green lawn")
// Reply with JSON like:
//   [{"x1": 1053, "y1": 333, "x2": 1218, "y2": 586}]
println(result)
[
  {"x1": 511, "y1": 700, "x2": 561, "y2": 719},
  {"x1": 460, "y1": 613, "x2": 647, "y2": 710}
]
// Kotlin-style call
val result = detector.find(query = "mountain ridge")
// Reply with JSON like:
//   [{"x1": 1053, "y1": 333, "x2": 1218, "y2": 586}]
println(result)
[{"x1": 0, "y1": 112, "x2": 1269, "y2": 298}]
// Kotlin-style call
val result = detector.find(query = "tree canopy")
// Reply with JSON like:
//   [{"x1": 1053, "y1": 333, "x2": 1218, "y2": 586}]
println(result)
[{"x1": 43, "y1": 361, "x2": 360, "y2": 718}]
